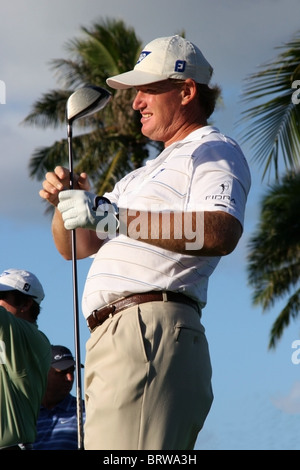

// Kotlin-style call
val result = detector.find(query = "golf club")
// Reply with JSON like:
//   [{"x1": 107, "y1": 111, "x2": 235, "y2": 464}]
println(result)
[{"x1": 66, "y1": 85, "x2": 111, "y2": 450}]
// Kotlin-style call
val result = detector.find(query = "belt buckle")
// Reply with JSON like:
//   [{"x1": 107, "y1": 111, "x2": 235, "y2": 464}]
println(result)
[
  {"x1": 86, "y1": 309, "x2": 99, "y2": 332},
  {"x1": 88, "y1": 304, "x2": 117, "y2": 332}
]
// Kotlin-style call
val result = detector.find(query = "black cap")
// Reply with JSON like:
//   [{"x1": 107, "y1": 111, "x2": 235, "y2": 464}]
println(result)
[{"x1": 51, "y1": 345, "x2": 80, "y2": 371}]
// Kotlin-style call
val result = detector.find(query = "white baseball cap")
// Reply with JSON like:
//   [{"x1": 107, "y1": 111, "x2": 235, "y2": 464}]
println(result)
[
  {"x1": 0, "y1": 268, "x2": 45, "y2": 305},
  {"x1": 106, "y1": 35, "x2": 213, "y2": 90}
]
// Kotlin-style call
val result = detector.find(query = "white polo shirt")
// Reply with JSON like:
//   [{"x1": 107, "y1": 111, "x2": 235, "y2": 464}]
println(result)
[{"x1": 81, "y1": 126, "x2": 251, "y2": 318}]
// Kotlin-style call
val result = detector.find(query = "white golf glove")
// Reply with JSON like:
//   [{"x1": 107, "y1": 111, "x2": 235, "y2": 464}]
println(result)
[{"x1": 58, "y1": 190, "x2": 119, "y2": 236}]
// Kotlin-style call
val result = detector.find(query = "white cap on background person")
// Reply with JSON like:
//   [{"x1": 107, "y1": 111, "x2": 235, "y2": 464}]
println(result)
[{"x1": 0, "y1": 268, "x2": 45, "y2": 305}]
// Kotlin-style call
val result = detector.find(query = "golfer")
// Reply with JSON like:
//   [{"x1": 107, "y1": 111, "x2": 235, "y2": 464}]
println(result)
[
  {"x1": 0, "y1": 268, "x2": 51, "y2": 450},
  {"x1": 40, "y1": 35, "x2": 251, "y2": 450}
]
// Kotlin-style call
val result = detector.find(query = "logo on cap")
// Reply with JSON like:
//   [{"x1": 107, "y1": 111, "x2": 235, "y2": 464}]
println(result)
[
  {"x1": 23, "y1": 283, "x2": 31, "y2": 293},
  {"x1": 174, "y1": 60, "x2": 186, "y2": 73},
  {"x1": 54, "y1": 353, "x2": 72, "y2": 361},
  {"x1": 136, "y1": 51, "x2": 151, "y2": 65}
]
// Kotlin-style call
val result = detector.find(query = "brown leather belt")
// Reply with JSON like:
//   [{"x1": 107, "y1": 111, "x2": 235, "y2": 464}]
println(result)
[{"x1": 87, "y1": 291, "x2": 199, "y2": 332}]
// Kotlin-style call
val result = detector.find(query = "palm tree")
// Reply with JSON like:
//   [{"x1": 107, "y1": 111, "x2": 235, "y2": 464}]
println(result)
[
  {"x1": 240, "y1": 30, "x2": 300, "y2": 348},
  {"x1": 239, "y1": 30, "x2": 300, "y2": 181},
  {"x1": 23, "y1": 18, "x2": 163, "y2": 195},
  {"x1": 247, "y1": 171, "x2": 300, "y2": 349}
]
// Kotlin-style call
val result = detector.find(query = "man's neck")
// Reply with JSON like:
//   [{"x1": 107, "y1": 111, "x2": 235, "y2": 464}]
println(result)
[{"x1": 42, "y1": 394, "x2": 67, "y2": 410}]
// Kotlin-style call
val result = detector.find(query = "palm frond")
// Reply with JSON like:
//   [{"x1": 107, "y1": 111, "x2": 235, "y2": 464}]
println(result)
[
  {"x1": 247, "y1": 171, "x2": 300, "y2": 346},
  {"x1": 238, "y1": 30, "x2": 300, "y2": 180},
  {"x1": 268, "y1": 289, "x2": 300, "y2": 349},
  {"x1": 28, "y1": 139, "x2": 69, "y2": 179},
  {"x1": 22, "y1": 89, "x2": 70, "y2": 128},
  {"x1": 25, "y1": 17, "x2": 147, "y2": 192}
]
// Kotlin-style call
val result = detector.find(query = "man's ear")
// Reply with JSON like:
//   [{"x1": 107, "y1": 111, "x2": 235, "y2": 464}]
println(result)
[
  {"x1": 181, "y1": 79, "x2": 197, "y2": 105},
  {"x1": 22, "y1": 296, "x2": 34, "y2": 311},
  {"x1": 13, "y1": 295, "x2": 35, "y2": 322}
]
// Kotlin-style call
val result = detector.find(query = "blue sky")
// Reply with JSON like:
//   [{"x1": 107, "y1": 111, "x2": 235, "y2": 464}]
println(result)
[{"x1": 1, "y1": 0, "x2": 300, "y2": 450}]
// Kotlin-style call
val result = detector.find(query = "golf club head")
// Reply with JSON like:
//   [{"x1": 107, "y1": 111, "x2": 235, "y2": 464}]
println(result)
[{"x1": 66, "y1": 85, "x2": 111, "y2": 124}]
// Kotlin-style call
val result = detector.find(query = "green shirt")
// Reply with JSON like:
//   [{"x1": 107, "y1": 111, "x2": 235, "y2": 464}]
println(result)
[{"x1": 0, "y1": 306, "x2": 51, "y2": 447}]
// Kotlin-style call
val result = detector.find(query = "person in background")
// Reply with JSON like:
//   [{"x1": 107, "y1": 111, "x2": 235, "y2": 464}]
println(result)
[
  {"x1": 0, "y1": 268, "x2": 51, "y2": 450},
  {"x1": 40, "y1": 35, "x2": 251, "y2": 450},
  {"x1": 34, "y1": 345, "x2": 85, "y2": 450}
]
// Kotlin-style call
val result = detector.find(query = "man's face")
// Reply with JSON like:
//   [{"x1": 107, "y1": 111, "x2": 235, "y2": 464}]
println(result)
[
  {"x1": 0, "y1": 290, "x2": 34, "y2": 322},
  {"x1": 132, "y1": 80, "x2": 185, "y2": 146},
  {"x1": 0, "y1": 291, "x2": 19, "y2": 315},
  {"x1": 47, "y1": 365, "x2": 75, "y2": 402}
]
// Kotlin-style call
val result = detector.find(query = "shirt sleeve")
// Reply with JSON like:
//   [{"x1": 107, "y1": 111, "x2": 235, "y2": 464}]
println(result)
[{"x1": 188, "y1": 140, "x2": 251, "y2": 227}]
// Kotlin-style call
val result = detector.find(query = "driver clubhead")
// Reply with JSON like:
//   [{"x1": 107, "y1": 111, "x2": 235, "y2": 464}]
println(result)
[{"x1": 66, "y1": 85, "x2": 111, "y2": 124}]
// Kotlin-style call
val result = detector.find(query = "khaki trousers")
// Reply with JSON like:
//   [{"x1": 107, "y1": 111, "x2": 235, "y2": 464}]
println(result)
[{"x1": 84, "y1": 300, "x2": 213, "y2": 450}]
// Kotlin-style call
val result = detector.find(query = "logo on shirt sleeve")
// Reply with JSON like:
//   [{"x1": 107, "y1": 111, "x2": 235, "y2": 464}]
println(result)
[
  {"x1": 205, "y1": 181, "x2": 235, "y2": 206},
  {"x1": 219, "y1": 181, "x2": 230, "y2": 194}
]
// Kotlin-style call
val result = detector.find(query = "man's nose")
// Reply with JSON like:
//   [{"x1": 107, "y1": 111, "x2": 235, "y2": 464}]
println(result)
[
  {"x1": 65, "y1": 372, "x2": 74, "y2": 381},
  {"x1": 132, "y1": 90, "x2": 143, "y2": 110}
]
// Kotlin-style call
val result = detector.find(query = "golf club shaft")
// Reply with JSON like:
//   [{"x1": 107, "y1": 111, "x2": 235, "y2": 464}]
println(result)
[
  {"x1": 65, "y1": 86, "x2": 111, "y2": 449},
  {"x1": 68, "y1": 123, "x2": 84, "y2": 450}
]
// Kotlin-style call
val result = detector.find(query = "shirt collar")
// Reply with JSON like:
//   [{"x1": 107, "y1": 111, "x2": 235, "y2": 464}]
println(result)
[{"x1": 181, "y1": 125, "x2": 220, "y2": 143}]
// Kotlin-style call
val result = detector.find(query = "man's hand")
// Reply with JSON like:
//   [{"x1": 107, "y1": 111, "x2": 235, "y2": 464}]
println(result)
[
  {"x1": 58, "y1": 190, "x2": 119, "y2": 235},
  {"x1": 39, "y1": 166, "x2": 90, "y2": 207}
]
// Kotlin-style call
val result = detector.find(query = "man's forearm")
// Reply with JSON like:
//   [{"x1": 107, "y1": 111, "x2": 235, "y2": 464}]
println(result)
[
  {"x1": 118, "y1": 209, "x2": 242, "y2": 256},
  {"x1": 51, "y1": 208, "x2": 73, "y2": 259},
  {"x1": 52, "y1": 208, "x2": 102, "y2": 260}
]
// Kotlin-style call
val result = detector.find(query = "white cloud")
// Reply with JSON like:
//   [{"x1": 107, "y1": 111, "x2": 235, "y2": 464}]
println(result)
[{"x1": 272, "y1": 382, "x2": 300, "y2": 414}]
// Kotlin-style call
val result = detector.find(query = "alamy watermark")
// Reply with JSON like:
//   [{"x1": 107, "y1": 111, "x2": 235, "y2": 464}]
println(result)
[
  {"x1": 0, "y1": 80, "x2": 6, "y2": 104},
  {"x1": 291, "y1": 340, "x2": 300, "y2": 365},
  {"x1": 291, "y1": 80, "x2": 300, "y2": 105},
  {"x1": 95, "y1": 206, "x2": 205, "y2": 251}
]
